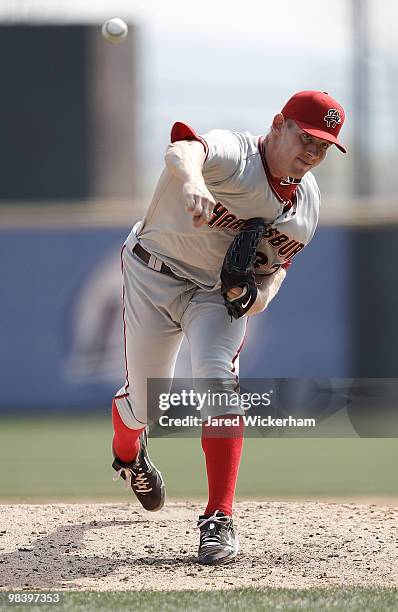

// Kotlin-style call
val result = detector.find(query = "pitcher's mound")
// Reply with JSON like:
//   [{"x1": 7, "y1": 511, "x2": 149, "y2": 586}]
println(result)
[{"x1": 0, "y1": 501, "x2": 397, "y2": 591}]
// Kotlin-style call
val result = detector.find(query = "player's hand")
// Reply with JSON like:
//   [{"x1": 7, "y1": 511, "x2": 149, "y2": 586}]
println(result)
[
  {"x1": 226, "y1": 270, "x2": 287, "y2": 317},
  {"x1": 227, "y1": 287, "x2": 245, "y2": 300},
  {"x1": 226, "y1": 286, "x2": 259, "y2": 316},
  {"x1": 182, "y1": 181, "x2": 216, "y2": 228}
]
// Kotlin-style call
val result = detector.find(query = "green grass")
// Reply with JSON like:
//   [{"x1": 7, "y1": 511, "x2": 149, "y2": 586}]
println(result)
[
  {"x1": 0, "y1": 416, "x2": 398, "y2": 500},
  {"x1": 1, "y1": 588, "x2": 398, "y2": 612}
]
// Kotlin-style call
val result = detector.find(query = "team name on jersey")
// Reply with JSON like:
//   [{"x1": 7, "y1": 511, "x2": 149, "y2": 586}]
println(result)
[{"x1": 208, "y1": 202, "x2": 304, "y2": 263}]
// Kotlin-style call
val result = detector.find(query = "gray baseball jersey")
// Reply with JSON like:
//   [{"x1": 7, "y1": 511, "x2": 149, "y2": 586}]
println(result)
[
  {"x1": 116, "y1": 122, "x2": 321, "y2": 428},
  {"x1": 125, "y1": 122, "x2": 320, "y2": 289}
]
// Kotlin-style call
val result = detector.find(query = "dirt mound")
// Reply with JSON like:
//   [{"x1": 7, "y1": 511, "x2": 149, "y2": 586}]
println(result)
[{"x1": 0, "y1": 501, "x2": 397, "y2": 591}]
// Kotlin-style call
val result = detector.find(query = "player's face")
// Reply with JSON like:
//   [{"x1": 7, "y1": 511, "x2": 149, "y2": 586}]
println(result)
[{"x1": 270, "y1": 118, "x2": 332, "y2": 179}]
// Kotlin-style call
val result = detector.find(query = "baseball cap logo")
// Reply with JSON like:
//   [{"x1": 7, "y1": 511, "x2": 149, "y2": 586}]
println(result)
[{"x1": 324, "y1": 108, "x2": 342, "y2": 129}]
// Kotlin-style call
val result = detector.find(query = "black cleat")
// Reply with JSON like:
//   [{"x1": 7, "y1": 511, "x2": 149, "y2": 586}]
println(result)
[
  {"x1": 112, "y1": 429, "x2": 165, "y2": 512},
  {"x1": 197, "y1": 510, "x2": 239, "y2": 565}
]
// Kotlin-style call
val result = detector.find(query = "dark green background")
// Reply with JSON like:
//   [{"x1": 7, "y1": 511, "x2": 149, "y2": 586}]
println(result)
[{"x1": 1, "y1": 417, "x2": 397, "y2": 501}]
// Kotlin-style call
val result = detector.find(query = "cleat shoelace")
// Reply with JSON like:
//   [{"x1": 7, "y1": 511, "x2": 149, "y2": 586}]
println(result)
[
  {"x1": 196, "y1": 510, "x2": 231, "y2": 548},
  {"x1": 113, "y1": 466, "x2": 153, "y2": 494}
]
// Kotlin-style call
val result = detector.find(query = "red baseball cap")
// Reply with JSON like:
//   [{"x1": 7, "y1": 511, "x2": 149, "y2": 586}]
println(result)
[{"x1": 281, "y1": 90, "x2": 346, "y2": 153}]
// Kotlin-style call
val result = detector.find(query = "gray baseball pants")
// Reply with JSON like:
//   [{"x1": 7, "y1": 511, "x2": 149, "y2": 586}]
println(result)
[{"x1": 114, "y1": 242, "x2": 247, "y2": 428}]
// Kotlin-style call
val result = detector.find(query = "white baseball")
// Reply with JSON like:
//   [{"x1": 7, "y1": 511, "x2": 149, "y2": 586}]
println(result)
[{"x1": 102, "y1": 18, "x2": 128, "y2": 44}]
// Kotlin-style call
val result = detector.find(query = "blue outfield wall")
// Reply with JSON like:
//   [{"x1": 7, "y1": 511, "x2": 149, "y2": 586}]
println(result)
[{"x1": 0, "y1": 226, "x2": 353, "y2": 413}]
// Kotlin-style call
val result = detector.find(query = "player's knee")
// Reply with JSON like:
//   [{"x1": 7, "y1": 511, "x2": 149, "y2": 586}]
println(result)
[
  {"x1": 191, "y1": 357, "x2": 234, "y2": 380},
  {"x1": 113, "y1": 395, "x2": 147, "y2": 429}
]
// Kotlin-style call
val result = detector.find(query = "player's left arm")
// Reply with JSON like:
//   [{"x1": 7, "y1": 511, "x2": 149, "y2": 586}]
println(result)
[{"x1": 227, "y1": 268, "x2": 286, "y2": 316}]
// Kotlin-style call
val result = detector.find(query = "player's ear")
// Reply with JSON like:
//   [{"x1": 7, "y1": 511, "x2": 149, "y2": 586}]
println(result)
[{"x1": 271, "y1": 113, "x2": 285, "y2": 134}]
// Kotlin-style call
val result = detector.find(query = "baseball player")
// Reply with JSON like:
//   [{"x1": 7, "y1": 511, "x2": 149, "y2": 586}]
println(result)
[{"x1": 111, "y1": 91, "x2": 346, "y2": 565}]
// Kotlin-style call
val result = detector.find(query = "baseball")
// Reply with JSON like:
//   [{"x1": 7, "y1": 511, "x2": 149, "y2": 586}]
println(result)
[{"x1": 101, "y1": 18, "x2": 128, "y2": 44}]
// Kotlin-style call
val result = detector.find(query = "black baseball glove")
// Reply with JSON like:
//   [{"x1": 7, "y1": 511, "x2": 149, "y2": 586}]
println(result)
[{"x1": 220, "y1": 218, "x2": 267, "y2": 319}]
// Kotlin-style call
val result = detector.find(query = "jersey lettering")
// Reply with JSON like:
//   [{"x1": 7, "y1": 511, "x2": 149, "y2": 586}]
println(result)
[
  {"x1": 283, "y1": 243, "x2": 304, "y2": 258},
  {"x1": 269, "y1": 234, "x2": 289, "y2": 247},
  {"x1": 278, "y1": 240, "x2": 300, "y2": 256},
  {"x1": 208, "y1": 202, "x2": 228, "y2": 226},
  {"x1": 207, "y1": 203, "x2": 305, "y2": 265},
  {"x1": 227, "y1": 218, "x2": 247, "y2": 231},
  {"x1": 263, "y1": 226, "x2": 277, "y2": 239},
  {"x1": 215, "y1": 213, "x2": 238, "y2": 228}
]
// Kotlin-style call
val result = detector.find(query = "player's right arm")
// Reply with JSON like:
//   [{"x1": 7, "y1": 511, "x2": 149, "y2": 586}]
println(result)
[{"x1": 165, "y1": 140, "x2": 216, "y2": 228}]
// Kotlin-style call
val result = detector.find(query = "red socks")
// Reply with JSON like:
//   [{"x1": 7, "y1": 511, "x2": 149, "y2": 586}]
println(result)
[
  {"x1": 201, "y1": 415, "x2": 244, "y2": 517},
  {"x1": 112, "y1": 400, "x2": 144, "y2": 463},
  {"x1": 112, "y1": 402, "x2": 244, "y2": 516}
]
